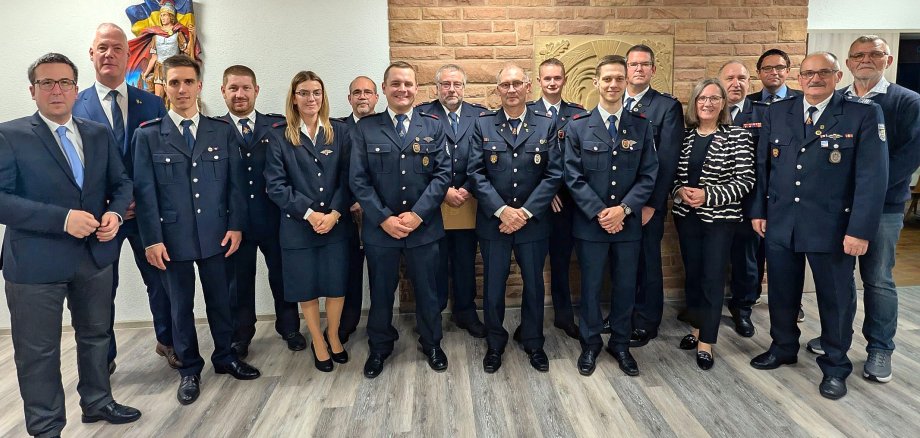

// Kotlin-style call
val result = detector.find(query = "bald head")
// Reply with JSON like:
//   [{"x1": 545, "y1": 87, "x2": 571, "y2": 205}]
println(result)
[
  {"x1": 718, "y1": 61, "x2": 750, "y2": 105},
  {"x1": 90, "y1": 23, "x2": 129, "y2": 88}
]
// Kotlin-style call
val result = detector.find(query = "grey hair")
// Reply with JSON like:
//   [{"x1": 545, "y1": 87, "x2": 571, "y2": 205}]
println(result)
[
  {"x1": 435, "y1": 64, "x2": 466, "y2": 84},
  {"x1": 495, "y1": 63, "x2": 530, "y2": 84}
]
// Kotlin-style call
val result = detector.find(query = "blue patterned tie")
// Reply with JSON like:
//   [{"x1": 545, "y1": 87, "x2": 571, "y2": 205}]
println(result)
[
  {"x1": 395, "y1": 113, "x2": 407, "y2": 138},
  {"x1": 805, "y1": 106, "x2": 818, "y2": 138},
  {"x1": 607, "y1": 115, "x2": 619, "y2": 145},
  {"x1": 55, "y1": 126, "x2": 83, "y2": 189},
  {"x1": 240, "y1": 117, "x2": 253, "y2": 144},
  {"x1": 548, "y1": 106, "x2": 558, "y2": 121},
  {"x1": 624, "y1": 97, "x2": 635, "y2": 112},
  {"x1": 108, "y1": 90, "x2": 126, "y2": 155},
  {"x1": 180, "y1": 119, "x2": 195, "y2": 151},
  {"x1": 449, "y1": 112, "x2": 459, "y2": 136},
  {"x1": 508, "y1": 118, "x2": 521, "y2": 140}
]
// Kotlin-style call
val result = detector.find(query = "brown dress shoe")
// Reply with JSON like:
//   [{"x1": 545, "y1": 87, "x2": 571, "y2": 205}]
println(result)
[{"x1": 156, "y1": 342, "x2": 183, "y2": 369}]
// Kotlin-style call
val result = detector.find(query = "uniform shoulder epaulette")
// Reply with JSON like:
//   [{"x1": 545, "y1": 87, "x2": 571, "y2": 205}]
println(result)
[
  {"x1": 526, "y1": 100, "x2": 538, "y2": 106},
  {"x1": 479, "y1": 109, "x2": 497, "y2": 117},
  {"x1": 571, "y1": 111, "x2": 591, "y2": 120},
  {"x1": 623, "y1": 109, "x2": 645, "y2": 119},
  {"x1": 567, "y1": 101, "x2": 585, "y2": 109},
  {"x1": 330, "y1": 115, "x2": 348, "y2": 123},
  {"x1": 773, "y1": 95, "x2": 796, "y2": 103},
  {"x1": 263, "y1": 113, "x2": 285, "y2": 119},
  {"x1": 419, "y1": 111, "x2": 439, "y2": 120},
  {"x1": 751, "y1": 100, "x2": 770, "y2": 107},
  {"x1": 138, "y1": 118, "x2": 162, "y2": 128},
  {"x1": 271, "y1": 120, "x2": 287, "y2": 128},
  {"x1": 530, "y1": 108, "x2": 552, "y2": 118},
  {"x1": 467, "y1": 102, "x2": 487, "y2": 110},
  {"x1": 203, "y1": 115, "x2": 231, "y2": 124},
  {"x1": 415, "y1": 100, "x2": 436, "y2": 108},
  {"x1": 659, "y1": 92, "x2": 679, "y2": 101}
]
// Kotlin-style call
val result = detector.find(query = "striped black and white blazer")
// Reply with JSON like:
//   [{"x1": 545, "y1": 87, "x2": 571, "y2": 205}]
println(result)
[{"x1": 671, "y1": 125, "x2": 755, "y2": 222}]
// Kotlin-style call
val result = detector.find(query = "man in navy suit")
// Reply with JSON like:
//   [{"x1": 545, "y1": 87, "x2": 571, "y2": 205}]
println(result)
[
  {"x1": 617, "y1": 45, "x2": 683, "y2": 347},
  {"x1": 563, "y1": 55, "x2": 658, "y2": 377},
  {"x1": 416, "y1": 64, "x2": 488, "y2": 339},
  {"x1": 750, "y1": 52, "x2": 889, "y2": 400},
  {"x1": 333, "y1": 75, "x2": 379, "y2": 344},
  {"x1": 748, "y1": 49, "x2": 805, "y2": 103},
  {"x1": 219, "y1": 65, "x2": 305, "y2": 358},
  {"x1": 468, "y1": 63, "x2": 562, "y2": 373},
  {"x1": 803, "y1": 35, "x2": 920, "y2": 384},
  {"x1": 72, "y1": 23, "x2": 174, "y2": 373},
  {"x1": 133, "y1": 54, "x2": 260, "y2": 406},
  {"x1": 350, "y1": 61, "x2": 451, "y2": 378},
  {"x1": 0, "y1": 52, "x2": 140, "y2": 438},
  {"x1": 524, "y1": 57, "x2": 583, "y2": 341}
]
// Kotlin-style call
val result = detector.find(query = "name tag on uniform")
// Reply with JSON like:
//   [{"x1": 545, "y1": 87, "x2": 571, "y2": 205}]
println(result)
[{"x1": 820, "y1": 140, "x2": 829, "y2": 148}]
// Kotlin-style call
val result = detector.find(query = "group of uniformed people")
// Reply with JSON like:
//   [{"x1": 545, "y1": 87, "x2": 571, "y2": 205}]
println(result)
[{"x1": 2, "y1": 20, "x2": 919, "y2": 437}]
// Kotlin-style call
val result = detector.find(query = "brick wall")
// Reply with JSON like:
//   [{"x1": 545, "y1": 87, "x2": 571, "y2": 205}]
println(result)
[{"x1": 390, "y1": 0, "x2": 808, "y2": 305}]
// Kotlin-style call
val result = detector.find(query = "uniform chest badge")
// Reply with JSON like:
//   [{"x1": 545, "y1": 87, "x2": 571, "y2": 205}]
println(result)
[
  {"x1": 261, "y1": 138, "x2": 269, "y2": 143},
  {"x1": 490, "y1": 154, "x2": 498, "y2": 164},
  {"x1": 820, "y1": 140, "x2": 829, "y2": 148},
  {"x1": 422, "y1": 156, "x2": 430, "y2": 167},
  {"x1": 844, "y1": 133, "x2": 854, "y2": 138},
  {"x1": 621, "y1": 139, "x2": 637, "y2": 150},
  {"x1": 742, "y1": 122, "x2": 762, "y2": 129},
  {"x1": 534, "y1": 153, "x2": 541, "y2": 165},
  {"x1": 413, "y1": 142, "x2": 421, "y2": 153},
  {"x1": 772, "y1": 147, "x2": 780, "y2": 158},
  {"x1": 825, "y1": 133, "x2": 843, "y2": 140},
  {"x1": 423, "y1": 136, "x2": 434, "y2": 142},
  {"x1": 879, "y1": 124, "x2": 887, "y2": 142},
  {"x1": 829, "y1": 150, "x2": 842, "y2": 164},
  {"x1": 321, "y1": 149, "x2": 333, "y2": 156},
  {"x1": 539, "y1": 138, "x2": 546, "y2": 144},
  {"x1": 558, "y1": 130, "x2": 565, "y2": 140}
]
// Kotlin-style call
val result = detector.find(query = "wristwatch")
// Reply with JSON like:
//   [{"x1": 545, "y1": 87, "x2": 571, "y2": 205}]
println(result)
[{"x1": 621, "y1": 203, "x2": 632, "y2": 216}]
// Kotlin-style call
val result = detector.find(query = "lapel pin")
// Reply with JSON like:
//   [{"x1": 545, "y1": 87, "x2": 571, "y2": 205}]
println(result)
[{"x1": 321, "y1": 149, "x2": 333, "y2": 155}]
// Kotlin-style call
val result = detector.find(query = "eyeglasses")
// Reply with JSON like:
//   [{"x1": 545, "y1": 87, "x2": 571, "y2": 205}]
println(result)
[
  {"x1": 696, "y1": 95, "x2": 723, "y2": 104},
  {"x1": 34, "y1": 79, "x2": 76, "y2": 91},
  {"x1": 759, "y1": 65, "x2": 788, "y2": 73},
  {"x1": 295, "y1": 90, "x2": 323, "y2": 99},
  {"x1": 798, "y1": 69, "x2": 838, "y2": 79},
  {"x1": 497, "y1": 81, "x2": 527, "y2": 91},
  {"x1": 848, "y1": 51, "x2": 889, "y2": 60},
  {"x1": 627, "y1": 62, "x2": 654, "y2": 69},
  {"x1": 439, "y1": 81, "x2": 464, "y2": 90},
  {"x1": 350, "y1": 90, "x2": 376, "y2": 97}
]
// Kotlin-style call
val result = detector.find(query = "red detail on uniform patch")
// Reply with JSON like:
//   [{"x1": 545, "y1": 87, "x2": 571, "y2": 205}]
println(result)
[
  {"x1": 572, "y1": 112, "x2": 589, "y2": 120},
  {"x1": 558, "y1": 129, "x2": 565, "y2": 140},
  {"x1": 139, "y1": 118, "x2": 159, "y2": 127},
  {"x1": 272, "y1": 122, "x2": 285, "y2": 128}
]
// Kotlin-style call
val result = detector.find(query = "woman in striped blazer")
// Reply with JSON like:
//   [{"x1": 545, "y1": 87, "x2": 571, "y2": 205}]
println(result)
[{"x1": 671, "y1": 78, "x2": 755, "y2": 369}]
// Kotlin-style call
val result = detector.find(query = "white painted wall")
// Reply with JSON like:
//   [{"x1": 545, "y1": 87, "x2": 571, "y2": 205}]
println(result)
[
  {"x1": 808, "y1": 0, "x2": 920, "y2": 30},
  {"x1": 0, "y1": 0, "x2": 389, "y2": 329}
]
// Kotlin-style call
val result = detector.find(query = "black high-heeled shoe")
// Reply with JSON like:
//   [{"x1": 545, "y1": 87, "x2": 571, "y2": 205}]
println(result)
[
  {"x1": 311, "y1": 341, "x2": 333, "y2": 372},
  {"x1": 679, "y1": 334, "x2": 699, "y2": 350},
  {"x1": 696, "y1": 350, "x2": 714, "y2": 370},
  {"x1": 324, "y1": 330, "x2": 349, "y2": 364}
]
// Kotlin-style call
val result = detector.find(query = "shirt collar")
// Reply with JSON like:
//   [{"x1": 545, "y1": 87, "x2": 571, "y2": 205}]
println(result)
[
  {"x1": 352, "y1": 113, "x2": 361, "y2": 124},
  {"x1": 387, "y1": 107, "x2": 413, "y2": 124},
  {"x1": 440, "y1": 103, "x2": 461, "y2": 118},
  {"x1": 541, "y1": 97, "x2": 561, "y2": 113},
  {"x1": 502, "y1": 108, "x2": 526, "y2": 123},
  {"x1": 625, "y1": 86, "x2": 650, "y2": 103},
  {"x1": 300, "y1": 118, "x2": 324, "y2": 142},
  {"x1": 94, "y1": 81, "x2": 128, "y2": 103},
  {"x1": 38, "y1": 111, "x2": 75, "y2": 135},
  {"x1": 764, "y1": 84, "x2": 789, "y2": 100},
  {"x1": 596, "y1": 104, "x2": 623, "y2": 129},
  {"x1": 229, "y1": 110, "x2": 257, "y2": 126},
  {"x1": 168, "y1": 109, "x2": 200, "y2": 130},
  {"x1": 732, "y1": 99, "x2": 745, "y2": 114},
  {"x1": 844, "y1": 77, "x2": 890, "y2": 98},
  {"x1": 804, "y1": 93, "x2": 834, "y2": 118}
]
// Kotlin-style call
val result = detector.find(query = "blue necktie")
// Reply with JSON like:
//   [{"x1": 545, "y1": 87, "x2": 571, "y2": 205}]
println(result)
[
  {"x1": 607, "y1": 115, "x2": 619, "y2": 145},
  {"x1": 508, "y1": 118, "x2": 521, "y2": 140},
  {"x1": 767, "y1": 93, "x2": 777, "y2": 103},
  {"x1": 108, "y1": 90, "x2": 126, "y2": 156},
  {"x1": 395, "y1": 113, "x2": 407, "y2": 138},
  {"x1": 731, "y1": 106, "x2": 740, "y2": 123},
  {"x1": 449, "y1": 112, "x2": 459, "y2": 136},
  {"x1": 180, "y1": 119, "x2": 195, "y2": 151},
  {"x1": 240, "y1": 117, "x2": 253, "y2": 144},
  {"x1": 805, "y1": 106, "x2": 818, "y2": 138},
  {"x1": 624, "y1": 97, "x2": 635, "y2": 112},
  {"x1": 55, "y1": 126, "x2": 84, "y2": 189},
  {"x1": 548, "y1": 106, "x2": 558, "y2": 121}
]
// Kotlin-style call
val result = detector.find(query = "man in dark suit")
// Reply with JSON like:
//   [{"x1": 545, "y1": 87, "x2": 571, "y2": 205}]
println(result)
[
  {"x1": 748, "y1": 48, "x2": 805, "y2": 103},
  {"x1": 350, "y1": 61, "x2": 451, "y2": 378},
  {"x1": 416, "y1": 64, "x2": 487, "y2": 339},
  {"x1": 219, "y1": 65, "x2": 305, "y2": 358},
  {"x1": 72, "y1": 23, "x2": 174, "y2": 373},
  {"x1": 750, "y1": 52, "x2": 889, "y2": 400},
  {"x1": 468, "y1": 63, "x2": 562, "y2": 373},
  {"x1": 802, "y1": 35, "x2": 920, "y2": 384},
  {"x1": 1, "y1": 52, "x2": 140, "y2": 438},
  {"x1": 523, "y1": 57, "x2": 583, "y2": 341},
  {"x1": 334, "y1": 75, "x2": 379, "y2": 344},
  {"x1": 133, "y1": 54, "x2": 260, "y2": 406},
  {"x1": 719, "y1": 60, "x2": 769, "y2": 338},
  {"x1": 563, "y1": 55, "x2": 658, "y2": 377},
  {"x1": 617, "y1": 45, "x2": 683, "y2": 347}
]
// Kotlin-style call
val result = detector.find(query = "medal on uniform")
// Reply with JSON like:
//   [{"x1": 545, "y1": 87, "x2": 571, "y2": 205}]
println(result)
[
  {"x1": 621, "y1": 139, "x2": 636, "y2": 150},
  {"x1": 423, "y1": 136, "x2": 433, "y2": 142},
  {"x1": 829, "y1": 150, "x2": 841, "y2": 163},
  {"x1": 422, "y1": 156, "x2": 430, "y2": 167},
  {"x1": 321, "y1": 149, "x2": 333, "y2": 156},
  {"x1": 490, "y1": 154, "x2": 498, "y2": 164},
  {"x1": 772, "y1": 147, "x2": 780, "y2": 158},
  {"x1": 539, "y1": 138, "x2": 546, "y2": 144},
  {"x1": 413, "y1": 142, "x2": 421, "y2": 153},
  {"x1": 534, "y1": 153, "x2": 541, "y2": 165}
]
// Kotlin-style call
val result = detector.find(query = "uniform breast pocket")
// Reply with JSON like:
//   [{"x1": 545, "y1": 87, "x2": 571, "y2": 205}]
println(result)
[
  {"x1": 202, "y1": 153, "x2": 228, "y2": 180},
  {"x1": 581, "y1": 141, "x2": 610, "y2": 171},
  {"x1": 523, "y1": 142, "x2": 548, "y2": 173},
  {"x1": 768, "y1": 135, "x2": 795, "y2": 169},
  {"x1": 152, "y1": 153, "x2": 185, "y2": 184},
  {"x1": 414, "y1": 143, "x2": 435, "y2": 174},
  {"x1": 619, "y1": 145, "x2": 641, "y2": 170},
  {"x1": 367, "y1": 143, "x2": 392, "y2": 174},
  {"x1": 821, "y1": 138, "x2": 855, "y2": 169},
  {"x1": 484, "y1": 141, "x2": 507, "y2": 172}
]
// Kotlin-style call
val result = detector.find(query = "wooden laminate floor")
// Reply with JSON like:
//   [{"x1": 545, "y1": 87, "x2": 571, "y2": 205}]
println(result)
[{"x1": 3, "y1": 288, "x2": 920, "y2": 438}]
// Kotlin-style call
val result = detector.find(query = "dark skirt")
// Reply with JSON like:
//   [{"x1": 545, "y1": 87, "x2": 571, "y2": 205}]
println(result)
[{"x1": 282, "y1": 240, "x2": 349, "y2": 302}]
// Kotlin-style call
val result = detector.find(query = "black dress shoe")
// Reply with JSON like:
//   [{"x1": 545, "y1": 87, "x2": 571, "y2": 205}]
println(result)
[
  {"x1": 606, "y1": 347, "x2": 640, "y2": 376},
  {"x1": 577, "y1": 349, "x2": 598, "y2": 376},
  {"x1": 323, "y1": 331, "x2": 349, "y2": 364},
  {"x1": 452, "y1": 315, "x2": 488, "y2": 338},
  {"x1": 363, "y1": 353, "x2": 388, "y2": 379},
  {"x1": 750, "y1": 351, "x2": 797, "y2": 370},
  {"x1": 215, "y1": 360, "x2": 261, "y2": 380},
  {"x1": 679, "y1": 334, "x2": 698, "y2": 350},
  {"x1": 629, "y1": 329, "x2": 657, "y2": 347},
  {"x1": 819, "y1": 376, "x2": 848, "y2": 400},
  {"x1": 283, "y1": 332, "x2": 307, "y2": 351},
  {"x1": 311, "y1": 343, "x2": 333, "y2": 372},
  {"x1": 525, "y1": 348, "x2": 550, "y2": 372},
  {"x1": 729, "y1": 308, "x2": 755, "y2": 337},
  {"x1": 177, "y1": 375, "x2": 200, "y2": 405},
  {"x1": 81, "y1": 401, "x2": 142, "y2": 424},
  {"x1": 231, "y1": 341, "x2": 250, "y2": 359},
  {"x1": 483, "y1": 349, "x2": 503, "y2": 374},
  {"x1": 108, "y1": 361, "x2": 116, "y2": 375},
  {"x1": 423, "y1": 347, "x2": 448, "y2": 372},
  {"x1": 601, "y1": 318, "x2": 612, "y2": 334},
  {"x1": 696, "y1": 351, "x2": 714, "y2": 370},
  {"x1": 555, "y1": 321, "x2": 580, "y2": 340}
]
